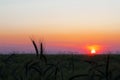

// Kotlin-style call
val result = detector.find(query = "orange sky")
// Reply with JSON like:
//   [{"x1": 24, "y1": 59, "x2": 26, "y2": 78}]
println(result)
[
  {"x1": 0, "y1": 31, "x2": 120, "y2": 53},
  {"x1": 0, "y1": 0, "x2": 120, "y2": 54}
]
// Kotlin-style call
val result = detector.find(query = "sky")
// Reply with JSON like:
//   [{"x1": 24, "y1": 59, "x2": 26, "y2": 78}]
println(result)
[{"x1": 0, "y1": 0, "x2": 120, "y2": 54}]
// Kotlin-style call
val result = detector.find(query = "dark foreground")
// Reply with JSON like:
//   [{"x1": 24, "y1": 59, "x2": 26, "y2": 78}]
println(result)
[{"x1": 0, "y1": 54, "x2": 120, "y2": 80}]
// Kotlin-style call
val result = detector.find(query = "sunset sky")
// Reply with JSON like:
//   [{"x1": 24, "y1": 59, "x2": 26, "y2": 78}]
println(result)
[{"x1": 0, "y1": 0, "x2": 120, "y2": 54}]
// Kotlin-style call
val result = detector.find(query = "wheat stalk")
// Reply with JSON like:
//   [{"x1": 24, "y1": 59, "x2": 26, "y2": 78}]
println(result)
[
  {"x1": 31, "y1": 39, "x2": 39, "y2": 57},
  {"x1": 106, "y1": 54, "x2": 110, "y2": 80}
]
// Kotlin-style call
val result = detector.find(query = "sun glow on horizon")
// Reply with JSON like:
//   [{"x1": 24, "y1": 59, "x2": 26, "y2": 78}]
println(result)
[
  {"x1": 86, "y1": 45, "x2": 101, "y2": 55},
  {"x1": 91, "y1": 49, "x2": 96, "y2": 54}
]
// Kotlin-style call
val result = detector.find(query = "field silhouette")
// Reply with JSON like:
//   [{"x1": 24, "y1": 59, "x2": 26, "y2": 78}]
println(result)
[{"x1": 0, "y1": 53, "x2": 120, "y2": 80}]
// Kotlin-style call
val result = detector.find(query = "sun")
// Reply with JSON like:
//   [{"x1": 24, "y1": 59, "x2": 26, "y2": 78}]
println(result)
[
  {"x1": 86, "y1": 45, "x2": 101, "y2": 55},
  {"x1": 91, "y1": 49, "x2": 96, "y2": 54}
]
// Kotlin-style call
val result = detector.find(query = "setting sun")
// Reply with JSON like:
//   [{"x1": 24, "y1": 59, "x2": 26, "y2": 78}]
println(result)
[
  {"x1": 91, "y1": 49, "x2": 96, "y2": 54},
  {"x1": 86, "y1": 45, "x2": 101, "y2": 54}
]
